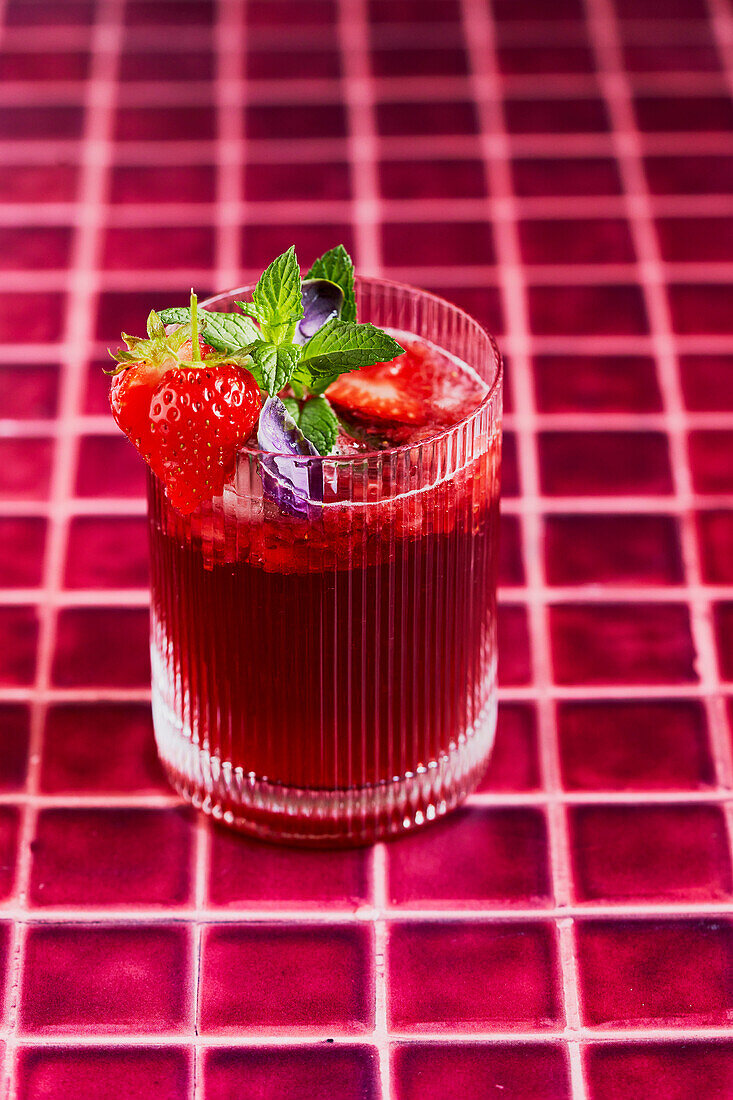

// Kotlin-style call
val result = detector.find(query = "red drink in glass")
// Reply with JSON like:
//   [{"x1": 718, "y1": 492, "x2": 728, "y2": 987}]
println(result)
[{"x1": 148, "y1": 278, "x2": 502, "y2": 845}]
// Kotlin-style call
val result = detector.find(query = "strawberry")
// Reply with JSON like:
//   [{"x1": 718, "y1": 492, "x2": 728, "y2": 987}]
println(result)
[
  {"x1": 150, "y1": 363, "x2": 260, "y2": 513},
  {"x1": 326, "y1": 344, "x2": 429, "y2": 426},
  {"x1": 108, "y1": 306, "x2": 260, "y2": 514}
]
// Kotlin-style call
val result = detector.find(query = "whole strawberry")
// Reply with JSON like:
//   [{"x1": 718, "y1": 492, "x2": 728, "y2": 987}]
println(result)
[{"x1": 108, "y1": 300, "x2": 260, "y2": 514}]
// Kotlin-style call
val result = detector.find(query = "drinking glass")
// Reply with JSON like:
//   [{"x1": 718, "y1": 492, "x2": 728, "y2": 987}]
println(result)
[{"x1": 148, "y1": 277, "x2": 502, "y2": 845}]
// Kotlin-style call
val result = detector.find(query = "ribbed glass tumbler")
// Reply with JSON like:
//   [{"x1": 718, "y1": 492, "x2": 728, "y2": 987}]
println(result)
[{"x1": 148, "y1": 277, "x2": 503, "y2": 845}]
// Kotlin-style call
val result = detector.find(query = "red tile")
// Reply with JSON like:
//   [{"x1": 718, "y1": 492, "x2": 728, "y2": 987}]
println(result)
[
  {"x1": 125, "y1": 0, "x2": 214, "y2": 22},
  {"x1": 689, "y1": 431, "x2": 733, "y2": 493},
  {"x1": 102, "y1": 226, "x2": 214, "y2": 270},
  {"x1": 544, "y1": 514, "x2": 683, "y2": 585},
  {"x1": 0, "y1": 365, "x2": 58, "y2": 419},
  {"x1": 388, "y1": 921, "x2": 561, "y2": 1031},
  {"x1": 20, "y1": 924, "x2": 191, "y2": 1034},
  {"x1": 204, "y1": 1047, "x2": 379, "y2": 1100},
  {"x1": 576, "y1": 919, "x2": 733, "y2": 1027},
  {"x1": 0, "y1": 227, "x2": 72, "y2": 271},
  {"x1": 115, "y1": 105, "x2": 215, "y2": 142},
  {"x1": 65, "y1": 516, "x2": 149, "y2": 589},
  {"x1": 680, "y1": 356, "x2": 733, "y2": 411},
  {"x1": 498, "y1": 45, "x2": 593, "y2": 75},
  {"x1": 534, "y1": 354, "x2": 660, "y2": 412},
  {"x1": 0, "y1": 518, "x2": 46, "y2": 588},
  {"x1": 585, "y1": 1041, "x2": 733, "y2": 1100},
  {"x1": 0, "y1": 106, "x2": 83, "y2": 139},
  {"x1": 505, "y1": 98, "x2": 609, "y2": 134},
  {"x1": 52, "y1": 608, "x2": 150, "y2": 688},
  {"x1": 715, "y1": 603, "x2": 733, "y2": 681},
  {"x1": 0, "y1": 439, "x2": 54, "y2": 501},
  {"x1": 97, "y1": 290, "x2": 193, "y2": 342},
  {"x1": 635, "y1": 95, "x2": 733, "y2": 133},
  {"x1": 493, "y1": 0, "x2": 582, "y2": 14},
  {"x1": 520, "y1": 218, "x2": 635, "y2": 266},
  {"x1": 83, "y1": 359, "x2": 111, "y2": 414},
  {"x1": 120, "y1": 50, "x2": 213, "y2": 81},
  {"x1": 200, "y1": 924, "x2": 373, "y2": 1032},
  {"x1": 657, "y1": 217, "x2": 733, "y2": 262},
  {"x1": 698, "y1": 510, "x2": 733, "y2": 583},
  {"x1": 501, "y1": 431, "x2": 519, "y2": 497},
  {"x1": 247, "y1": 102, "x2": 346, "y2": 140},
  {"x1": 245, "y1": 161, "x2": 351, "y2": 201},
  {"x1": 528, "y1": 285, "x2": 647, "y2": 336},
  {"x1": 549, "y1": 603, "x2": 697, "y2": 685},
  {"x1": 75, "y1": 435, "x2": 147, "y2": 498},
  {"x1": 0, "y1": 607, "x2": 38, "y2": 686},
  {"x1": 41, "y1": 703, "x2": 166, "y2": 793},
  {"x1": 499, "y1": 513, "x2": 524, "y2": 586},
  {"x1": 376, "y1": 100, "x2": 478, "y2": 136},
  {"x1": 570, "y1": 805, "x2": 731, "y2": 903},
  {"x1": 393, "y1": 1043, "x2": 571, "y2": 1100},
  {"x1": 247, "y1": 0, "x2": 336, "y2": 25},
  {"x1": 0, "y1": 293, "x2": 64, "y2": 343},
  {"x1": 369, "y1": 0, "x2": 459, "y2": 21},
  {"x1": 387, "y1": 807, "x2": 550, "y2": 906},
  {"x1": 247, "y1": 47, "x2": 341, "y2": 80},
  {"x1": 16, "y1": 1047, "x2": 191, "y2": 1100},
  {"x1": 624, "y1": 42, "x2": 720, "y2": 72},
  {"x1": 7, "y1": 0, "x2": 94, "y2": 23},
  {"x1": 670, "y1": 285, "x2": 733, "y2": 335},
  {"x1": 512, "y1": 156, "x2": 621, "y2": 198},
  {"x1": 0, "y1": 165, "x2": 77, "y2": 203},
  {"x1": 0, "y1": 808, "x2": 18, "y2": 901},
  {"x1": 29, "y1": 808, "x2": 194, "y2": 907},
  {"x1": 498, "y1": 604, "x2": 532, "y2": 686},
  {"x1": 380, "y1": 159, "x2": 485, "y2": 200},
  {"x1": 110, "y1": 164, "x2": 215, "y2": 203},
  {"x1": 373, "y1": 46, "x2": 468, "y2": 77},
  {"x1": 207, "y1": 826, "x2": 370, "y2": 908},
  {"x1": 558, "y1": 700, "x2": 713, "y2": 791},
  {"x1": 0, "y1": 705, "x2": 29, "y2": 791},
  {"x1": 241, "y1": 225, "x2": 355, "y2": 271},
  {"x1": 478, "y1": 702, "x2": 540, "y2": 792},
  {"x1": 382, "y1": 221, "x2": 494, "y2": 267},
  {"x1": 539, "y1": 432, "x2": 672, "y2": 496},
  {"x1": 645, "y1": 155, "x2": 733, "y2": 195},
  {"x1": 617, "y1": 0, "x2": 707, "y2": 13}
]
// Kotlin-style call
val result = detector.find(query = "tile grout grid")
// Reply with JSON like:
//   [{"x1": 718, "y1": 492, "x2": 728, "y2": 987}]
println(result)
[{"x1": 0, "y1": 0, "x2": 732, "y2": 1097}]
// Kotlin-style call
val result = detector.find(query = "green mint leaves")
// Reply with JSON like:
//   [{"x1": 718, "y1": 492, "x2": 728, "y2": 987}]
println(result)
[
  {"x1": 298, "y1": 395, "x2": 340, "y2": 456},
  {"x1": 159, "y1": 306, "x2": 259, "y2": 353},
  {"x1": 248, "y1": 341, "x2": 301, "y2": 396},
  {"x1": 305, "y1": 244, "x2": 356, "y2": 323},
  {"x1": 296, "y1": 318, "x2": 403, "y2": 393},
  {"x1": 239, "y1": 245, "x2": 304, "y2": 345}
]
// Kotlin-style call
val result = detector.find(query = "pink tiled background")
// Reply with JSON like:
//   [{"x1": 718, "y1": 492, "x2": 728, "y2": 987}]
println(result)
[{"x1": 0, "y1": 0, "x2": 732, "y2": 1097}]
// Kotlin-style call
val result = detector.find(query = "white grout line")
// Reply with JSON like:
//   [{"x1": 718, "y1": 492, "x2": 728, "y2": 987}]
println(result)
[{"x1": 1, "y1": 3, "x2": 125, "y2": 1097}]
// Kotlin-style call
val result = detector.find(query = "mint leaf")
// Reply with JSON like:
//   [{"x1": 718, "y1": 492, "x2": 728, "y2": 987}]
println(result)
[
  {"x1": 299, "y1": 395, "x2": 340, "y2": 456},
  {"x1": 159, "y1": 307, "x2": 259, "y2": 354},
  {"x1": 297, "y1": 318, "x2": 404, "y2": 392},
  {"x1": 249, "y1": 340, "x2": 301, "y2": 396},
  {"x1": 243, "y1": 245, "x2": 303, "y2": 344},
  {"x1": 281, "y1": 397, "x2": 300, "y2": 423},
  {"x1": 306, "y1": 245, "x2": 356, "y2": 323}
]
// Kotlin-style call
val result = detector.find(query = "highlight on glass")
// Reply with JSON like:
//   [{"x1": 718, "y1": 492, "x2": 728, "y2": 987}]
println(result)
[{"x1": 107, "y1": 246, "x2": 502, "y2": 845}]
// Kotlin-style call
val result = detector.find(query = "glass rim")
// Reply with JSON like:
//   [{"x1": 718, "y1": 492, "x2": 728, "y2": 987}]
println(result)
[{"x1": 201, "y1": 274, "x2": 503, "y2": 464}]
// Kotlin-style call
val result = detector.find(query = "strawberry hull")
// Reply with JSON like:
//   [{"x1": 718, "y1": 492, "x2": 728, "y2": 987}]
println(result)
[{"x1": 148, "y1": 280, "x2": 502, "y2": 845}]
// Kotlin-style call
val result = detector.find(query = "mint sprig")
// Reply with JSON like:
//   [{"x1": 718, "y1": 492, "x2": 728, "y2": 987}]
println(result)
[
  {"x1": 298, "y1": 395, "x2": 340, "y2": 456},
  {"x1": 158, "y1": 306, "x2": 259, "y2": 353},
  {"x1": 248, "y1": 341, "x2": 301, "y2": 395},
  {"x1": 239, "y1": 245, "x2": 303, "y2": 345},
  {"x1": 296, "y1": 319, "x2": 403, "y2": 393}
]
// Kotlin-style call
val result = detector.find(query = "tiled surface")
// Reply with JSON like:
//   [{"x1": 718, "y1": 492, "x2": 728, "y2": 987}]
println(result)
[{"x1": 0, "y1": 0, "x2": 731, "y2": 1097}]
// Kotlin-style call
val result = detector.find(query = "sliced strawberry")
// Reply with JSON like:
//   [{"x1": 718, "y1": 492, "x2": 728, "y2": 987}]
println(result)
[
  {"x1": 326, "y1": 354, "x2": 428, "y2": 426},
  {"x1": 150, "y1": 363, "x2": 261, "y2": 513}
]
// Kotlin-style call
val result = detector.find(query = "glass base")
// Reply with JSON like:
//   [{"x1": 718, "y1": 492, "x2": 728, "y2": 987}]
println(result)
[{"x1": 151, "y1": 687, "x2": 497, "y2": 847}]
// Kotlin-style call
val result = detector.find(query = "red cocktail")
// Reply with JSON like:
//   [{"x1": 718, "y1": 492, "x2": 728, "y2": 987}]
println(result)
[{"x1": 147, "y1": 277, "x2": 502, "y2": 844}]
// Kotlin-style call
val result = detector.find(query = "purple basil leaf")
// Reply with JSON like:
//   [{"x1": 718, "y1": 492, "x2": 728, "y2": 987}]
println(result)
[
  {"x1": 294, "y1": 279, "x2": 344, "y2": 344},
  {"x1": 257, "y1": 395, "x2": 323, "y2": 515}
]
